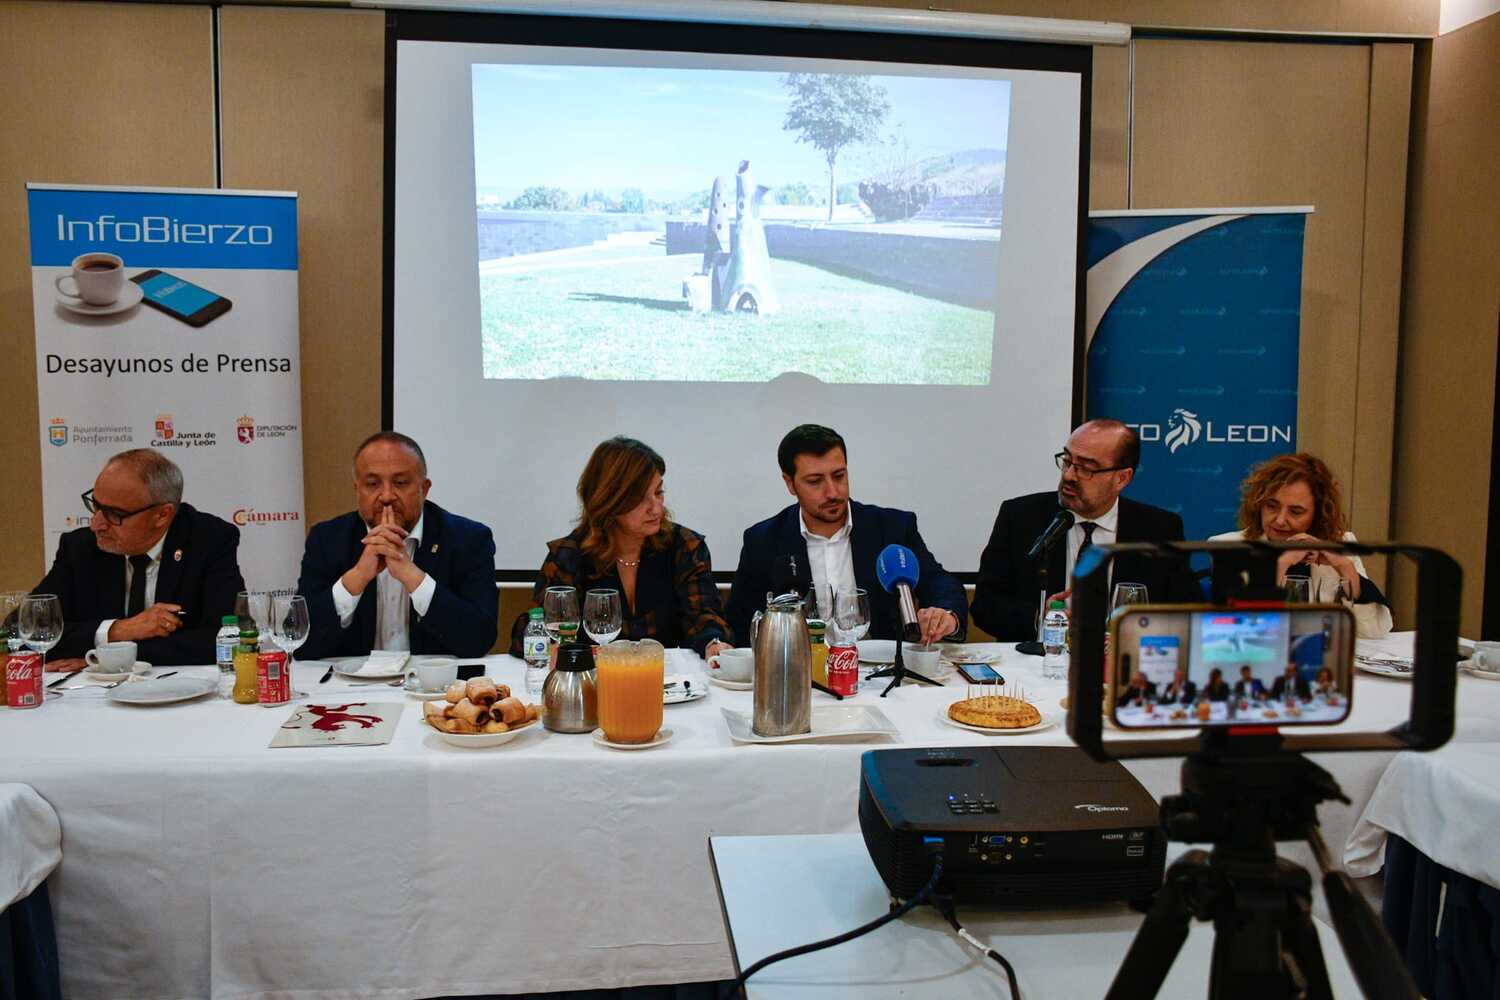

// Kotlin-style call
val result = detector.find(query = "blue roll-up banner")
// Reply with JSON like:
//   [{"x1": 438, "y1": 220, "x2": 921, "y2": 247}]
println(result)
[{"x1": 1085, "y1": 208, "x2": 1311, "y2": 544}]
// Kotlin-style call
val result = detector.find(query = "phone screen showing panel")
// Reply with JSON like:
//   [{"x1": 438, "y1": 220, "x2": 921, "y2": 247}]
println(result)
[
  {"x1": 1112, "y1": 606, "x2": 1353, "y2": 729},
  {"x1": 133, "y1": 270, "x2": 232, "y2": 326}
]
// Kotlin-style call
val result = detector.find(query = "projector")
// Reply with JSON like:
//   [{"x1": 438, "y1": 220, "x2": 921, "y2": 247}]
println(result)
[{"x1": 858, "y1": 746, "x2": 1165, "y2": 906}]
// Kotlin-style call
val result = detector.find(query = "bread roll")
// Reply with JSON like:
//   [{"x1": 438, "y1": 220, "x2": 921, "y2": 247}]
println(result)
[
  {"x1": 494, "y1": 683, "x2": 511, "y2": 700},
  {"x1": 466, "y1": 677, "x2": 499, "y2": 706},
  {"x1": 445, "y1": 681, "x2": 467, "y2": 704},
  {"x1": 422, "y1": 702, "x2": 448, "y2": 724},
  {"x1": 482, "y1": 718, "x2": 510, "y2": 734},
  {"x1": 524, "y1": 703, "x2": 541, "y2": 723},
  {"x1": 450, "y1": 697, "x2": 485, "y2": 726},
  {"x1": 496, "y1": 697, "x2": 526, "y2": 725},
  {"x1": 450, "y1": 716, "x2": 480, "y2": 734}
]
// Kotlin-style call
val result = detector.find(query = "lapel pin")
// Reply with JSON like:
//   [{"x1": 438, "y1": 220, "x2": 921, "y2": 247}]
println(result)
[
  {"x1": 431, "y1": 543, "x2": 439, "y2": 554},
  {"x1": 173, "y1": 548, "x2": 183, "y2": 562}
]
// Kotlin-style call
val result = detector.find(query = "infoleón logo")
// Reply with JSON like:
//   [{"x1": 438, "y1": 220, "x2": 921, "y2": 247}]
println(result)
[
  {"x1": 1164, "y1": 409, "x2": 1201, "y2": 454},
  {"x1": 1130, "y1": 409, "x2": 1292, "y2": 453}
]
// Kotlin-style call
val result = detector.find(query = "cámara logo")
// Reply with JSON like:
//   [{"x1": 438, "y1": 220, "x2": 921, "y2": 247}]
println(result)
[
  {"x1": 1164, "y1": 409, "x2": 1202, "y2": 454},
  {"x1": 1074, "y1": 803, "x2": 1130, "y2": 813},
  {"x1": 232, "y1": 507, "x2": 301, "y2": 527},
  {"x1": 48, "y1": 417, "x2": 68, "y2": 447}
]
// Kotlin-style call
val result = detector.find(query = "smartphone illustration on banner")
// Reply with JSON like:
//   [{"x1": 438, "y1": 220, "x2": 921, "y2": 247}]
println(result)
[{"x1": 130, "y1": 269, "x2": 233, "y2": 327}]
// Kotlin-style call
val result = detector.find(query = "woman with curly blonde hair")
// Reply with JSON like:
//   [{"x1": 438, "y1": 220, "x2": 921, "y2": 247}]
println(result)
[
  {"x1": 510, "y1": 437, "x2": 731, "y2": 658},
  {"x1": 1210, "y1": 452, "x2": 1391, "y2": 636}
]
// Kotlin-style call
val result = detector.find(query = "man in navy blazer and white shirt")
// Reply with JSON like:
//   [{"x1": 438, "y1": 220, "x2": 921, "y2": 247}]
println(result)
[
  {"x1": 296, "y1": 432, "x2": 498, "y2": 659},
  {"x1": 725, "y1": 424, "x2": 967, "y2": 647}
]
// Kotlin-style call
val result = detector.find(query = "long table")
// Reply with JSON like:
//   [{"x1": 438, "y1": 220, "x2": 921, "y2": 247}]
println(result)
[{"x1": 3, "y1": 636, "x2": 1498, "y2": 999}]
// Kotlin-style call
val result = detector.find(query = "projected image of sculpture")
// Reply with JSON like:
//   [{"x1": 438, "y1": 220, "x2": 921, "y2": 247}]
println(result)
[{"x1": 472, "y1": 62, "x2": 1010, "y2": 383}]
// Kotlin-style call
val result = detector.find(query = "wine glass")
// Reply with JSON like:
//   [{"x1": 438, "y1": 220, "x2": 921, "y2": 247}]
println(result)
[
  {"x1": 833, "y1": 588, "x2": 871, "y2": 645},
  {"x1": 1283, "y1": 577, "x2": 1312, "y2": 604},
  {"x1": 235, "y1": 590, "x2": 271, "y2": 632},
  {"x1": 19, "y1": 594, "x2": 63, "y2": 671},
  {"x1": 272, "y1": 594, "x2": 311, "y2": 699},
  {"x1": 0, "y1": 591, "x2": 27, "y2": 652},
  {"x1": 1110, "y1": 583, "x2": 1149, "y2": 617},
  {"x1": 583, "y1": 589, "x2": 623, "y2": 645},
  {"x1": 543, "y1": 586, "x2": 579, "y2": 644}
]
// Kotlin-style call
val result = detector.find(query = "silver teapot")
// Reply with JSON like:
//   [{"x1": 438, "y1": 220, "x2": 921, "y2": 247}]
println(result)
[{"x1": 750, "y1": 593, "x2": 812, "y2": 737}]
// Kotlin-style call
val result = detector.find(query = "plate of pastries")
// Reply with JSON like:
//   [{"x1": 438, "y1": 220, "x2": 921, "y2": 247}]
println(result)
[
  {"x1": 943, "y1": 685, "x2": 1052, "y2": 735},
  {"x1": 422, "y1": 677, "x2": 541, "y2": 747}
]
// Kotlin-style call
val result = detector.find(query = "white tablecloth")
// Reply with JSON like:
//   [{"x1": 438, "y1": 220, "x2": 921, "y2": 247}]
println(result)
[
  {"x1": 3, "y1": 635, "x2": 1497, "y2": 999},
  {"x1": 0, "y1": 783, "x2": 61, "y2": 910},
  {"x1": 1344, "y1": 740, "x2": 1500, "y2": 888}
]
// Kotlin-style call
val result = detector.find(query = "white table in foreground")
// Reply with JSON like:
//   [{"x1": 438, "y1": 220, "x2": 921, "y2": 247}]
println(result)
[{"x1": 709, "y1": 834, "x2": 1364, "y2": 999}]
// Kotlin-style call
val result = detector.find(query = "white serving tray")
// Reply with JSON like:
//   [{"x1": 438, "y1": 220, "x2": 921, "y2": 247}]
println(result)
[{"x1": 721, "y1": 705, "x2": 898, "y2": 744}]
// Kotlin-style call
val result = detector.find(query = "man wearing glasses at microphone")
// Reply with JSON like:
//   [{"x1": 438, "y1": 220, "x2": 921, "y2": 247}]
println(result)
[
  {"x1": 725, "y1": 424, "x2": 966, "y2": 647},
  {"x1": 26, "y1": 449, "x2": 245, "y2": 668},
  {"x1": 971, "y1": 419, "x2": 1196, "y2": 641}
]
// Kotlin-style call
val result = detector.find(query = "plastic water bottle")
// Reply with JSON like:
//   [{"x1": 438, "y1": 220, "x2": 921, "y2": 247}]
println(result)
[
  {"x1": 1042, "y1": 600, "x2": 1069, "y2": 681},
  {"x1": 215, "y1": 614, "x2": 240, "y2": 698},
  {"x1": 523, "y1": 607, "x2": 550, "y2": 696}
]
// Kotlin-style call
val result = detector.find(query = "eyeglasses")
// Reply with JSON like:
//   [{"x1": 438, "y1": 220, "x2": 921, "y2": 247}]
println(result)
[
  {"x1": 1054, "y1": 452, "x2": 1128, "y2": 480},
  {"x1": 81, "y1": 489, "x2": 162, "y2": 526}
]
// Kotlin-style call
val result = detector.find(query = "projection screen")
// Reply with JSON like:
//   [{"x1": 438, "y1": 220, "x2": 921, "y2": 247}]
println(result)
[{"x1": 388, "y1": 10, "x2": 1089, "y2": 574}]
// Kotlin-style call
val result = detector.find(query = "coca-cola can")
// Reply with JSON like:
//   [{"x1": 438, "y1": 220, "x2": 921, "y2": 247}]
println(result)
[
  {"x1": 257, "y1": 650, "x2": 290, "y2": 705},
  {"x1": 827, "y1": 644, "x2": 859, "y2": 697},
  {"x1": 5, "y1": 651, "x2": 44, "y2": 709}
]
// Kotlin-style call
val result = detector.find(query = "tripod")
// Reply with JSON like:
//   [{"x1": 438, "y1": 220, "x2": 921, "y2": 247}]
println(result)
[
  {"x1": 866, "y1": 633, "x2": 942, "y2": 697},
  {"x1": 1107, "y1": 753, "x2": 1420, "y2": 1000}
]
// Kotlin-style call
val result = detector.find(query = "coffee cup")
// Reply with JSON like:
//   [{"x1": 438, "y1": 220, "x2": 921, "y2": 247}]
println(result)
[
  {"x1": 904, "y1": 645, "x2": 942, "y2": 678},
  {"x1": 1471, "y1": 641, "x2": 1500, "y2": 674},
  {"x1": 708, "y1": 647, "x2": 754, "y2": 683},
  {"x1": 414, "y1": 656, "x2": 459, "y2": 692},
  {"x1": 86, "y1": 640, "x2": 138, "y2": 673},
  {"x1": 55, "y1": 253, "x2": 125, "y2": 306}
]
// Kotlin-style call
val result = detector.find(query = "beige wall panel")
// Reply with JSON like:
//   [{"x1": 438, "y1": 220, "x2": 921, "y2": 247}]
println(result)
[
  {"x1": 1392, "y1": 16, "x2": 1500, "y2": 635},
  {"x1": 820, "y1": 0, "x2": 1437, "y2": 39},
  {"x1": 1089, "y1": 43, "x2": 1130, "y2": 210},
  {"x1": 1130, "y1": 39, "x2": 1372, "y2": 530},
  {"x1": 0, "y1": 1, "x2": 215, "y2": 591},
  {"x1": 1349, "y1": 43, "x2": 1413, "y2": 589},
  {"x1": 218, "y1": 5, "x2": 386, "y2": 543}
]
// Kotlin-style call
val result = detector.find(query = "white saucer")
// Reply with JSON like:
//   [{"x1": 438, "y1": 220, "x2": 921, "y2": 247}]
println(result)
[
  {"x1": 1463, "y1": 664, "x2": 1500, "y2": 681},
  {"x1": 707, "y1": 673, "x2": 752, "y2": 691},
  {"x1": 404, "y1": 677, "x2": 450, "y2": 700},
  {"x1": 57, "y1": 280, "x2": 144, "y2": 316},
  {"x1": 86, "y1": 660, "x2": 151, "y2": 680},
  {"x1": 592, "y1": 727, "x2": 673, "y2": 750},
  {"x1": 940, "y1": 710, "x2": 1055, "y2": 736}
]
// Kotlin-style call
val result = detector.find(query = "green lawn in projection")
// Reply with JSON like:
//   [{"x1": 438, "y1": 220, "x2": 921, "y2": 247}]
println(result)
[{"x1": 480, "y1": 255, "x2": 993, "y2": 384}]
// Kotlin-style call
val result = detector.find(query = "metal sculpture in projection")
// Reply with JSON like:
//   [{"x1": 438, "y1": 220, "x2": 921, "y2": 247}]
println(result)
[{"x1": 720, "y1": 160, "x2": 779, "y2": 315}]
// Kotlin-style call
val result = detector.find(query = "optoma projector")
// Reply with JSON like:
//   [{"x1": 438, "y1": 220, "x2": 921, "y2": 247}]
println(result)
[{"x1": 858, "y1": 746, "x2": 1165, "y2": 906}]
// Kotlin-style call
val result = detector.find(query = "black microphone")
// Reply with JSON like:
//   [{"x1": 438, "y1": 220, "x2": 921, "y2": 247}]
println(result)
[{"x1": 1026, "y1": 509, "x2": 1075, "y2": 561}]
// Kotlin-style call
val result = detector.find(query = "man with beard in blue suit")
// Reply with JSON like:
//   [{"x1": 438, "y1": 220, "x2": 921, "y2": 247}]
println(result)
[{"x1": 725, "y1": 425, "x2": 966, "y2": 647}]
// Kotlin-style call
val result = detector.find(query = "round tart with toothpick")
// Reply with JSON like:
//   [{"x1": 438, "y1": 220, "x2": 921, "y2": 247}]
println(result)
[{"x1": 944, "y1": 683, "x2": 1049, "y2": 734}]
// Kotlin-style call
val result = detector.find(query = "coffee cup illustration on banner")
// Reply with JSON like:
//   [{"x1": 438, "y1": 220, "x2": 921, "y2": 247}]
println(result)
[{"x1": 55, "y1": 252, "x2": 125, "y2": 305}]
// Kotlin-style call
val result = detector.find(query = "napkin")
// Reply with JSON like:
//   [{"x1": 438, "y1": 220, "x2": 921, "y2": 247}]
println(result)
[{"x1": 353, "y1": 650, "x2": 409, "y2": 676}]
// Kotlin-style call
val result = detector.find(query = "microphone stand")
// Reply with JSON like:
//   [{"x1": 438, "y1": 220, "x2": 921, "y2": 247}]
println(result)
[
  {"x1": 866, "y1": 628, "x2": 943, "y2": 697},
  {"x1": 1016, "y1": 534, "x2": 1061, "y2": 656}
]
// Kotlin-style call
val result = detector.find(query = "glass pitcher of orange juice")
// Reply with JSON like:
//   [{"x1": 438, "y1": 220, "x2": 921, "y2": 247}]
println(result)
[{"x1": 596, "y1": 639, "x2": 665, "y2": 744}]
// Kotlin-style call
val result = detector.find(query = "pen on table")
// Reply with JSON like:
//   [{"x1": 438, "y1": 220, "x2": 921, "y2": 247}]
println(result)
[{"x1": 46, "y1": 673, "x2": 72, "y2": 689}]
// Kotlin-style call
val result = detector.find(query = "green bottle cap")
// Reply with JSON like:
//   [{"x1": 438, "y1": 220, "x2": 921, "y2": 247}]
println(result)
[
  {"x1": 222, "y1": 615, "x2": 238, "y2": 626},
  {"x1": 1048, "y1": 600, "x2": 1067, "y2": 610},
  {"x1": 528, "y1": 607, "x2": 543, "y2": 620}
]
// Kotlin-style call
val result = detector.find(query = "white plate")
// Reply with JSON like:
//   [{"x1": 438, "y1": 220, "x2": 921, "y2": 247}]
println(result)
[
  {"x1": 87, "y1": 660, "x2": 151, "y2": 680},
  {"x1": 664, "y1": 676, "x2": 708, "y2": 705},
  {"x1": 940, "y1": 645, "x2": 999, "y2": 665},
  {"x1": 708, "y1": 673, "x2": 752, "y2": 691},
  {"x1": 1462, "y1": 664, "x2": 1500, "y2": 681},
  {"x1": 107, "y1": 675, "x2": 217, "y2": 705},
  {"x1": 592, "y1": 727, "x2": 674, "y2": 750},
  {"x1": 428, "y1": 717, "x2": 538, "y2": 748},
  {"x1": 334, "y1": 656, "x2": 408, "y2": 681},
  {"x1": 1354, "y1": 659, "x2": 1413, "y2": 680},
  {"x1": 857, "y1": 640, "x2": 897, "y2": 664},
  {"x1": 57, "y1": 280, "x2": 144, "y2": 316},
  {"x1": 721, "y1": 705, "x2": 898, "y2": 744},
  {"x1": 939, "y1": 710, "x2": 1055, "y2": 736}
]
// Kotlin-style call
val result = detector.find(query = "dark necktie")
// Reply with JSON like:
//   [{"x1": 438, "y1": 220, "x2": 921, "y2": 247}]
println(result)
[
  {"x1": 1079, "y1": 521, "x2": 1098, "y2": 554},
  {"x1": 126, "y1": 554, "x2": 151, "y2": 617}
]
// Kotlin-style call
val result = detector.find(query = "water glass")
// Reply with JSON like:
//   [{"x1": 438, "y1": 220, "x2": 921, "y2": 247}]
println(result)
[
  {"x1": 1110, "y1": 582, "x2": 1149, "y2": 616},
  {"x1": 236, "y1": 590, "x2": 271, "y2": 631},
  {"x1": 584, "y1": 588, "x2": 623, "y2": 644},
  {"x1": 1284, "y1": 577, "x2": 1312, "y2": 603},
  {"x1": 0, "y1": 591, "x2": 26, "y2": 652},
  {"x1": 20, "y1": 594, "x2": 63, "y2": 668},
  {"x1": 833, "y1": 588, "x2": 871, "y2": 648},
  {"x1": 543, "y1": 586, "x2": 579, "y2": 642}
]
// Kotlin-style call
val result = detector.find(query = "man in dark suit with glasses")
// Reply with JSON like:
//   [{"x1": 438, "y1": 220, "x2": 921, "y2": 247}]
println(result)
[
  {"x1": 27, "y1": 449, "x2": 245, "y2": 667},
  {"x1": 971, "y1": 419, "x2": 1197, "y2": 642}
]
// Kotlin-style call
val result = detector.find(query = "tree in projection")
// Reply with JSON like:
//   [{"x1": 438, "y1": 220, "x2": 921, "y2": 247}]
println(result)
[{"x1": 781, "y1": 73, "x2": 890, "y2": 222}]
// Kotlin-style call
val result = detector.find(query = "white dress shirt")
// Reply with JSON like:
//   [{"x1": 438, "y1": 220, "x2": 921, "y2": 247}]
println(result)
[
  {"x1": 331, "y1": 512, "x2": 436, "y2": 651},
  {"x1": 1066, "y1": 499, "x2": 1120, "y2": 596},
  {"x1": 800, "y1": 507, "x2": 857, "y2": 623},
  {"x1": 94, "y1": 533, "x2": 167, "y2": 646}
]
